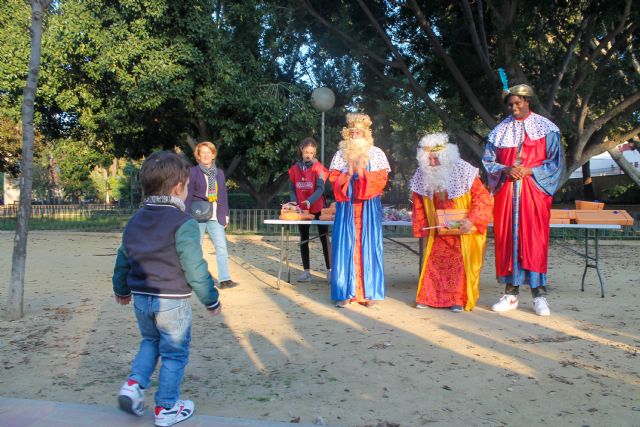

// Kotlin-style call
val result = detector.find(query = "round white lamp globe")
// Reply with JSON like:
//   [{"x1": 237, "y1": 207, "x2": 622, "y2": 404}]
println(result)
[{"x1": 311, "y1": 87, "x2": 335, "y2": 112}]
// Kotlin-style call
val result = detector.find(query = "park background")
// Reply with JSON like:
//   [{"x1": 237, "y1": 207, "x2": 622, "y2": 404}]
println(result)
[
  {"x1": 1, "y1": 0, "x2": 639, "y2": 214},
  {"x1": 1, "y1": 2, "x2": 640, "y2": 426}
]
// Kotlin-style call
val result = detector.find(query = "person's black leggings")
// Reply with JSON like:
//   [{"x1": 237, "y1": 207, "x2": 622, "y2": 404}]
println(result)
[{"x1": 298, "y1": 213, "x2": 331, "y2": 270}]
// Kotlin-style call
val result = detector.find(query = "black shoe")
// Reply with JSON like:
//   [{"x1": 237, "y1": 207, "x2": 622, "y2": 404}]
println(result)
[{"x1": 219, "y1": 280, "x2": 239, "y2": 289}]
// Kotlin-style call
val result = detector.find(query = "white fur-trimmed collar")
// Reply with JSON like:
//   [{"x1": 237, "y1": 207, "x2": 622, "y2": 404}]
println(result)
[
  {"x1": 488, "y1": 112, "x2": 559, "y2": 148},
  {"x1": 329, "y1": 146, "x2": 391, "y2": 172},
  {"x1": 410, "y1": 159, "x2": 478, "y2": 199}
]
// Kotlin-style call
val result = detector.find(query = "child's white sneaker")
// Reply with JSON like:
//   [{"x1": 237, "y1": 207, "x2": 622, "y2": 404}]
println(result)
[
  {"x1": 154, "y1": 400, "x2": 195, "y2": 427},
  {"x1": 534, "y1": 296, "x2": 551, "y2": 316},
  {"x1": 118, "y1": 380, "x2": 145, "y2": 416},
  {"x1": 298, "y1": 271, "x2": 312, "y2": 282},
  {"x1": 491, "y1": 294, "x2": 519, "y2": 312}
]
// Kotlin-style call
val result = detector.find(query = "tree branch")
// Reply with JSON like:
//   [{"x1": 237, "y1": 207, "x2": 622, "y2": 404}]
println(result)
[
  {"x1": 224, "y1": 153, "x2": 242, "y2": 177},
  {"x1": 585, "y1": 0, "x2": 632, "y2": 64},
  {"x1": 577, "y1": 91, "x2": 593, "y2": 138},
  {"x1": 609, "y1": 146, "x2": 640, "y2": 187},
  {"x1": 299, "y1": 0, "x2": 398, "y2": 68},
  {"x1": 355, "y1": 39, "x2": 484, "y2": 158},
  {"x1": 628, "y1": 33, "x2": 640, "y2": 75},
  {"x1": 581, "y1": 125, "x2": 640, "y2": 163},
  {"x1": 327, "y1": 2, "x2": 455, "y2": 128},
  {"x1": 582, "y1": 92, "x2": 640, "y2": 140},
  {"x1": 571, "y1": 15, "x2": 636, "y2": 94},
  {"x1": 546, "y1": 17, "x2": 589, "y2": 112},
  {"x1": 611, "y1": 126, "x2": 640, "y2": 147},
  {"x1": 405, "y1": 0, "x2": 496, "y2": 127},
  {"x1": 183, "y1": 133, "x2": 197, "y2": 152},
  {"x1": 459, "y1": 0, "x2": 496, "y2": 82},
  {"x1": 476, "y1": 0, "x2": 490, "y2": 58},
  {"x1": 485, "y1": 0, "x2": 505, "y2": 24}
]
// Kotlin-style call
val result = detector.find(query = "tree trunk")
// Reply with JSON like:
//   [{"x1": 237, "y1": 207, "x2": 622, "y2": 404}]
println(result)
[
  {"x1": 237, "y1": 171, "x2": 289, "y2": 208},
  {"x1": 581, "y1": 161, "x2": 595, "y2": 201},
  {"x1": 7, "y1": 0, "x2": 50, "y2": 320},
  {"x1": 608, "y1": 147, "x2": 640, "y2": 187}
]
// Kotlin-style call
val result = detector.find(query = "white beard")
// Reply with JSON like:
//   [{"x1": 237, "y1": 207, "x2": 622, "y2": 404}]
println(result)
[{"x1": 416, "y1": 144, "x2": 461, "y2": 195}]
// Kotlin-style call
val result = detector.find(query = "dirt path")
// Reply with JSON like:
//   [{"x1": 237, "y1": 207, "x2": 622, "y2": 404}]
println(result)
[{"x1": 1, "y1": 231, "x2": 638, "y2": 426}]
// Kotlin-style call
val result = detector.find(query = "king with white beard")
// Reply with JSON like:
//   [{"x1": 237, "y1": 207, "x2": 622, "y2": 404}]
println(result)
[{"x1": 410, "y1": 133, "x2": 493, "y2": 312}]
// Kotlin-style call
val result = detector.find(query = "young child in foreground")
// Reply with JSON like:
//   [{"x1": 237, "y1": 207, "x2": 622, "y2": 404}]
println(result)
[{"x1": 112, "y1": 151, "x2": 221, "y2": 427}]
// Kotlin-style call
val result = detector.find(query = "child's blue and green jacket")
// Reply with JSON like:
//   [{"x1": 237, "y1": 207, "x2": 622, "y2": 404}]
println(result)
[{"x1": 112, "y1": 197, "x2": 220, "y2": 310}]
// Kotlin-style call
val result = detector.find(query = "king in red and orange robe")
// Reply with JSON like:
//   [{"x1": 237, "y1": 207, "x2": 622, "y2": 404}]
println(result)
[{"x1": 411, "y1": 158, "x2": 492, "y2": 310}]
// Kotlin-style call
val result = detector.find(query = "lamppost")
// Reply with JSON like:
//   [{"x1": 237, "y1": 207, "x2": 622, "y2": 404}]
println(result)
[{"x1": 311, "y1": 87, "x2": 335, "y2": 165}]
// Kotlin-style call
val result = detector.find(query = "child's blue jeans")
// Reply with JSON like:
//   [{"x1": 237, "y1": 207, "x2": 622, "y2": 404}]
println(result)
[{"x1": 129, "y1": 295, "x2": 192, "y2": 409}]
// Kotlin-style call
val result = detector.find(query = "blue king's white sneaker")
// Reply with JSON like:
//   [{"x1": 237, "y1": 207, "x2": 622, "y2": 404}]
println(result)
[
  {"x1": 534, "y1": 296, "x2": 551, "y2": 316},
  {"x1": 491, "y1": 294, "x2": 519, "y2": 312}
]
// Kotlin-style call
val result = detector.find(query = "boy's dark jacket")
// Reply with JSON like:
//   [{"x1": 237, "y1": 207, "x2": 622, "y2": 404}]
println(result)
[{"x1": 112, "y1": 202, "x2": 220, "y2": 310}]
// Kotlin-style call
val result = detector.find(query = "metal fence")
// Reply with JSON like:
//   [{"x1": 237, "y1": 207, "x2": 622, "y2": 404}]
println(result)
[
  {"x1": 1, "y1": 204, "x2": 639, "y2": 239},
  {"x1": 0, "y1": 205, "x2": 289, "y2": 234}
]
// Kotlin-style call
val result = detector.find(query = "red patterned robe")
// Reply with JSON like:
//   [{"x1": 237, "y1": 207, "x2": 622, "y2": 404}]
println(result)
[{"x1": 411, "y1": 161, "x2": 492, "y2": 310}]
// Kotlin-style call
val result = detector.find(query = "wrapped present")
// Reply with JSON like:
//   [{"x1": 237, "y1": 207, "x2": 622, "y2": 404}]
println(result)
[
  {"x1": 575, "y1": 210, "x2": 633, "y2": 226},
  {"x1": 281, "y1": 202, "x2": 299, "y2": 212},
  {"x1": 279, "y1": 208, "x2": 315, "y2": 220},
  {"x1": 321, "y1": 207, "x2": 336, "y2": 216},
  {"x1": 576, "y1": 200, "x2": 604, "y2": 210},
  {"x1": 280, "y1": 211, "x2": 301, "y2": 220},
  {"x1": 321, "y1": 202, "x2": 336, "y2": 215},
  {"x1": 550, "y1": 209, "x2": 576, "y2": 224},
  {"x1": 279, "y1": 202, "x2": 315, "y2": 220},
  {"x1": 319, "y1": 214, "x2": 335, "y2": 221},
  {"x1": 435, "y1": 209, "x2": 477, "y2": 235}
]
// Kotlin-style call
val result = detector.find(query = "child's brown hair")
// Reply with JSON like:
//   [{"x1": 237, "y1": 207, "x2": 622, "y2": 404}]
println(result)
[{"x1": 140, "y1": 151, "x2": 190, "y2": 197}]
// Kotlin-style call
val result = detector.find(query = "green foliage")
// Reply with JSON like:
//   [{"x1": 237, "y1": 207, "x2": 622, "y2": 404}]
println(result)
[
  {"x1": 4, "y1": 0, "x2": 636, "y2": 207},
  {"x1": 0, "y1": 117, "x2": 23, "y2": 175},
  {"x1": 297, "y1": 0, "x2": 640, "y2": 180},
  {"x1": 118, "y1": 160, "x2": 142, "y2": 206},
  {"x1": 49, "y1": 139, "x2": 108, "y2": 202},
  {"x1": 0, "y1": 0, "x2": 31, "y2": 118},
  {"x1": 22, "y1": 1, "x2": 327, "y2": 205},
  {"x1": 605, "y1": 183, "x2": 640, "y2": 203}
]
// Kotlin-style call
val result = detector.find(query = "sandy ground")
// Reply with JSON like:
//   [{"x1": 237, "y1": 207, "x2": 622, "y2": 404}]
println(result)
[{"x1": 0, "y1": 230, "x2": 639, "y2": 427}]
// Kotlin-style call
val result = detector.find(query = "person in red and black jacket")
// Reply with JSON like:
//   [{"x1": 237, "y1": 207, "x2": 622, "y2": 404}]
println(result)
[{"x1": 287, "y1": 137, "x2": 331, "y2": 282}]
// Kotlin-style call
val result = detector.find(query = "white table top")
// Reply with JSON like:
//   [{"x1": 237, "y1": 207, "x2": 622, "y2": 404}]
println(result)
[
  {"x1": 263, "y1": 219, "x2": 622, "y2": 229},
  {"x1": 264, "y1": 219, "x2": 412, "y2": 226}
]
